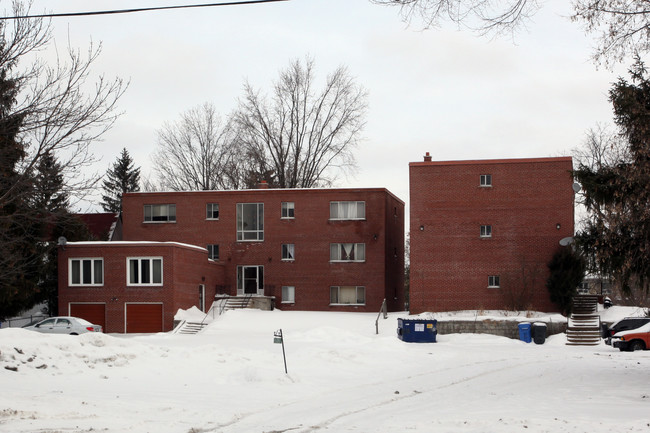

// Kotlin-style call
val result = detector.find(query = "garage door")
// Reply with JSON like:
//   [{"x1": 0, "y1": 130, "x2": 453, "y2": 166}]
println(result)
[
  {"x1": 126, "y1": 303, "x2": 163, "y2": 333},
  {"x1": 69, "y1": 303, "x2": 106, "y2": 330}
]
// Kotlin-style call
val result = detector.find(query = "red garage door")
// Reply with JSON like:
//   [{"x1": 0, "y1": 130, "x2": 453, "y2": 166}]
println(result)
[
  {"x1": 126, "y1": 303, "x2": 163, "y2": 333},
  {"x1": 69, "y1": 303, "x2": 106, "y2": 331}
]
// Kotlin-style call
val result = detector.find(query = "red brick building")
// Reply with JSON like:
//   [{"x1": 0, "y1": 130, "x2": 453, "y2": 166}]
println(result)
[
  {"x1": 409, "y1": 155, "x2": 574, "y2": 313},
  {"x1": 58, "y1": 187, "x2": 405, "y2": 332}
]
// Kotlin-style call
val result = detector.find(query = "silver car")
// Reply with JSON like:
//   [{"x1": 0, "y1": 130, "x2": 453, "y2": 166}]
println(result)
[{"x1": 24, "y1": 317, "x2": 102, "y2": 335}]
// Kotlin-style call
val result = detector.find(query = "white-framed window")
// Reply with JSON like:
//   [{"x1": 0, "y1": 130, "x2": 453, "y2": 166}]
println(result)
[
  {"x1": 480, "y1": 174, "x2": 492, "y2": 187},
  {"x1": 206, "y1": 203, "x2": 219, "y2": 220},
  {"x1": 282, "y1": 244, "x2": 295, "y2": 261},
  {"x1": 69, "y1": 258, "x2": 103, "y2": 286},
  {"x1": 144, "y1": 204, "x2": 176, "y2": 222},
  {"x1": 480, "y1": 225, "x2": 492, "y2": 238},
  {"x1": 330, "y1": 201, "x2": 365, "y2": 220},
  {"x1": 237, "y1": 203, "x2": 264, "y2": 241},
  {"x1": 281, "y1": 202, "x2": 295, "y2": 219},
  {"x1": 488, "y1": 275, "x2": 500, "y2": 288},
  {"x1": 282, "y1": 286, "x2": 295, "y2": 303},
  {"x1": 237, "y1": 265, "x2": 264, "y2": 295},
  {"x1": 207, "y1": 244, "x2": 219, "y2": 260},
  {"x1": 127, "y1": 257, "x2": 163, "y2": 286},
  {"x1": 330, "y1": 243, "x2": 365, "y2": 262},
  {"x1": 330, "y1": 286, "x2": 365, "y2": 305}
]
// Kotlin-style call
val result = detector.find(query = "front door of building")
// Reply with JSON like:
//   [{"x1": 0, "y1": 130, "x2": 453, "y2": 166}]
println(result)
[{"x1": 237, "y1": 266, "x2": 264, "y2": 296}]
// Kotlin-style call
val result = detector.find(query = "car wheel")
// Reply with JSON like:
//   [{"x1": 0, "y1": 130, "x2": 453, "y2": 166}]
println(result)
[
  {"x1": 630, "y1": 340, "x2": 645, "y2": 351},
  {"x1": 70, "y1": 333, "x2": 78, "y2": 336}
]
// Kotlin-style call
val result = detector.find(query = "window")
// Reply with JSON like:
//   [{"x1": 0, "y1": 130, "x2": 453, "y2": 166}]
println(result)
[
  {"x1": 480, "y1": 225, "x2": 492, "y2": 238},
  {"x1": 281, "y1": 202, "x2": 295, "y2": 219},
  {"x1": 480, "y1": 174, "x2": 492, "y2": 187},
  {"x1": 330, "y1": 243, "x2": 365, "y2": 262},
  {"x1": 207, "y1": 244, "x2": 219, "y2": 260},
  {"x1": 144, "y1": 204, "x2": 176, "y2": 222},
  {"x1": 330, "y1": 201, "x2": 365, "y2": 220},
  {"x1": 206, "y1": 203, "x2": 219, "y2": 220},
  {"x1": 488, "y1": 275, "x2": 500, "y2": 288},
  {"x1": 282, "y1": 244, "x2": 295, "y2": 261},
  {"x1": 282, "y1": 286, "x2": 295, "y2": 303},
  {"x1": 128, "y1": 257, "x2": 163, "y2": 286},
  {"x1": 237, "y1": 265, "x2": 264, "y2": 295},
  {"x1": 69, "y1": 258, "x2": 103, "y2": 286},
  {"x1": 330, "y1": 286, "x2": 365, "y2": 305},
  {"x1": 237, "y1": 203, "x2": 264, "y2": 241}
]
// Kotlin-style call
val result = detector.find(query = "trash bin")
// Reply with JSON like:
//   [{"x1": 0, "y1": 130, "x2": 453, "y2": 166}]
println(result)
[
  {"x1": 532, "y1": 322, "x2": 547, "y2": 344},
  {"x1": 397, "y1": 319, "x2": 437, "y2": 343},
  {"x1": 518, "y1": 322, "x2": 532, "y2": 343}
]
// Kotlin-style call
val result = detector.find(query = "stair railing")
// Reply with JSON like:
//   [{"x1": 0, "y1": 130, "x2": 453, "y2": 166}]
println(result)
[{"x1": 375, "y1": 298, "x2": 387, "y2": 334}]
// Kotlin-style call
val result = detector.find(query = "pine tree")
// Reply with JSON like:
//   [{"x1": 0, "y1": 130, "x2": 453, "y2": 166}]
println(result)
[
  {"x1": 0, "y1": 69, "x2": 42, "y2": 319},
  {"x1": 574, "y1": 59, "x2": 650, "y2": 294},
  {"x1": 546, "y1": 247, "x2": 586, "y2": 315},
  {"x1": 101, "y1": 148, "x2": 141, "y2": 213}
]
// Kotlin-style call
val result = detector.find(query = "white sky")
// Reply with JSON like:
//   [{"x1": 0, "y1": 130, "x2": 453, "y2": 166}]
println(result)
[{"x1": 27, "y1": 0, "x2": 627, "y2": 212}]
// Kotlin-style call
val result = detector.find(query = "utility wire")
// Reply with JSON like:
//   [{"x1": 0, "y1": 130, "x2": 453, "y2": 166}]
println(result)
[{"x1": 0, "y1": 0, "x2": 290, "y2": 20}]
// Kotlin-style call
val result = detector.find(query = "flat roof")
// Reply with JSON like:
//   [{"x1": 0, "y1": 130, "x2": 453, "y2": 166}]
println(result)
[{"x1": 409, "y1": 156, "x2": 572, "y2": 167}]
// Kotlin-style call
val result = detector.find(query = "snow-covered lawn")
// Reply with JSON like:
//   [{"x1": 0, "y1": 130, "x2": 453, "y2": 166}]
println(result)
[{"x1": 1, "y1": 308, "x2": 649, "y2": 433}]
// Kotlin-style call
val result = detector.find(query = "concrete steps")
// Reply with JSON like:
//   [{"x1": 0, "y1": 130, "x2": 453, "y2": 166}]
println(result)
[{"x1": 566, "y1": 295, "x2": 601, "y2": 346}]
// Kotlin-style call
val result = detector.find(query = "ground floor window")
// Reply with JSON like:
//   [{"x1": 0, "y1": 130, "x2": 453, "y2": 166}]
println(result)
[
  {"x1": 237, "y1": 265, "x2": 264, "y2": 295},
  {"x1": 330, "y1": 286, "x2": 365, "y2": 305},
  {"x1": 488, "y1": 275, "x2": 500, "y2": 288},
  {"x1": 128, "y1": 257, "x2": 163, "y2": 286},
  {"x1": 282, "y1": 286, "x2": 295, "y2": 303}
]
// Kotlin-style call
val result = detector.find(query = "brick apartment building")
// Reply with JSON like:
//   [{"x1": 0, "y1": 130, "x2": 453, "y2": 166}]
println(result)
[
  {"x1": 58, "y1": 187, "x2": 405, "y2": 332},
  {"x1": 409, "y1": 155, "x2": 574, "y2": 314}
]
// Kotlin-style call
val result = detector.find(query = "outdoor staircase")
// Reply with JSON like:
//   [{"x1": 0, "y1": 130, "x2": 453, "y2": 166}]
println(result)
[
  {"x1": 219, "y1": 295, "x2": 252, "y2": 311},
  {"x1": 566, "y1": 295, "x2": 601, "y2": 346},
  {"x1": 173, "y1": 321, "x2": 209, "y2": 335}
]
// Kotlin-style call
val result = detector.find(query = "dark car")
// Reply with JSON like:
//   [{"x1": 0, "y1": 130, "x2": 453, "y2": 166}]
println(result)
[{"x1": 603, "y1": 317, "x2": 650, "y2": 345}]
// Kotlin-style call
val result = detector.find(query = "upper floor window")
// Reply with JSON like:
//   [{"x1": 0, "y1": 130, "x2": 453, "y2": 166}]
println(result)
[
  {"x1": 330, "y1": 243, "x2": 365, "y2": 262},
  {"x1": 207, "y1": 244, "x2": 219, "y2": 260},
  {"x1": 330, "y1": 201, "x2": 365, "y2": 220},
  {"x1": 128, "y1": 257, "x2": 163, "y2": 286},
  {"x1": 281, "y1": 202, "x2": 295, "y2": 219},
  {"x1": 330, "y1": 286, "x2": 365, "y2": 305},
  {"x1": 480, "y1": 174, "x2": 492, "y2": 187},
  {"x1": 69, "y1": 258, "x2": 103, "y2": 286},
  {"x1": 144, "y1": 204, "x2": 176, "y2": 222},
  {"x1": 488, "y1": 275, "x2": 500, "y2": 288},
  {"x1": 282, "y1": 244, "x2": 295, "y2": 261},
  {"x1": 480, "y1": 225, "x2": 492, "y2": 238},
  {"x1": 237, "y1": 203, "x2": 264, "y2": 241},
  {"x1": 206, "y1": 203, "x2": 219, "y2": 220}
]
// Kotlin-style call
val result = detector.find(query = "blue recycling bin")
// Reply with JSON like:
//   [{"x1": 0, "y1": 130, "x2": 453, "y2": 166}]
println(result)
[
  {"x1": 397, "y1": 319, "x2": 437, "y2": 343},
  {"x1": 518, "y1": 322, "x2": 532, "y2": 343}
]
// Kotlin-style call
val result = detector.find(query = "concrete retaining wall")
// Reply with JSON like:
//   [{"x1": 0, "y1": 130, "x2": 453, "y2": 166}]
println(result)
[{"x1": 436, "y1": 319, "x2": 567, "y2": 339}]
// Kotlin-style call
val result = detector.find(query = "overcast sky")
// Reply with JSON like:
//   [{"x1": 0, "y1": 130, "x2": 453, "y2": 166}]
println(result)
[{"x1": 28, "y1": 0, "x2": 627, "y2": 212}]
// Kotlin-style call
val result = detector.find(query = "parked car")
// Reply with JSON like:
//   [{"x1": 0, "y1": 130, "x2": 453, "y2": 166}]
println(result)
[
  {"x1": 612, "y1": 322, "x2": 650, "y2": 351},
  {"x1": 603, "y1": 317, "x2": 650, "y2": 345},
  {"x1": 23, "y1": 317, "x2": 102, "y2": 335}
]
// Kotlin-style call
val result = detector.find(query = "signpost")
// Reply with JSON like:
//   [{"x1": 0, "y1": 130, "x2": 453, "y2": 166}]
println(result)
[{"x1": 274, "y1": 329, "x2": 288, "y2": 374}]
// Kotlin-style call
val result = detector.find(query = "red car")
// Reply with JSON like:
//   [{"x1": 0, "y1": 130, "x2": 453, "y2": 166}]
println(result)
[{"x1": 612, "y1": 322, "x2": 650, "y2": 351}]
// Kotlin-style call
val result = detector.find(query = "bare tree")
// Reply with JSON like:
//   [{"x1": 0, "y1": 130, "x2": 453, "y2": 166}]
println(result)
[
  {"x1": 572, "y1": 1, "x2": 650, "y2": 65},
  {"x1": 152, "y1": 102, "x2": 247, "y2": 191},
  {"x1": 370, "y1": 0, "x2": 540, "y2": 35},
  {"x1": 234, "y1": 58, "x2": 368, "y2": 189}
]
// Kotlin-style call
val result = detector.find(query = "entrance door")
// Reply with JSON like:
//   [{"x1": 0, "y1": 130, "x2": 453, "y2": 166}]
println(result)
[{"x1": 237, "y1": 266, "x2": 264, "y2": 296}]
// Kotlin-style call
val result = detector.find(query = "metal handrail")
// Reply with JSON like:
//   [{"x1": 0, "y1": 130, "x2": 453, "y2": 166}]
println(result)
[{"x1": 375, "y1": 298, "x2": 387, "y2": 334}]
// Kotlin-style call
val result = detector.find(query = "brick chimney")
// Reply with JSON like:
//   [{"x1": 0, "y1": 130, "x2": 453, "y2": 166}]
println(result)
[
  {"x1": 423, "y1": 152, "x2": 432, "y2": 162},
  {"x1": 257, "y1": 180, "x2": 269, "y2": 189}
]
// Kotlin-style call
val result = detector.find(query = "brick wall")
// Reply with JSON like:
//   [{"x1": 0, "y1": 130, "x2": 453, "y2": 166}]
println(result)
[
  {"x1": 409, "y1": 157, "x2": 574, "y2": 313},
  {"x1": 121, "y1": 188, "x2": 405, "y2": 313}
]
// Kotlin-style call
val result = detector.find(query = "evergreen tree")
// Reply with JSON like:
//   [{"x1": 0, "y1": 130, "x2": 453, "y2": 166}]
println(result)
[
  {"x1": 101, "y1": 148, "x2": 141, "y2": 212},
  {"x1": 574, "y1": 59, "x2": 650, "y2": 294},
  {"x1": 546, "y1": 247, "x2": 587, "y2": 316},
  {"x1": 0, "y1": 69, "x2": 42, "y2": 319}
]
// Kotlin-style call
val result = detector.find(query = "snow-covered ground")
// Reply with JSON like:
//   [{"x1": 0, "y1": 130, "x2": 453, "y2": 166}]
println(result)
[{"x1": 1, "y1": 307, "x2": 649, "y2": 433}]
